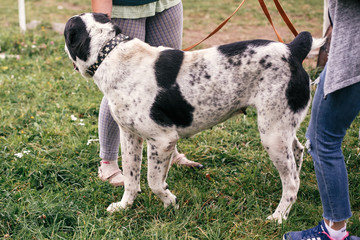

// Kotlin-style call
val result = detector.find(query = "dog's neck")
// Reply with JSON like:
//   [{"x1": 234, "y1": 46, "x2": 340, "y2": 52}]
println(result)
[{"x1": 86, "y1": 33, "x2": 130, "y2": 77}]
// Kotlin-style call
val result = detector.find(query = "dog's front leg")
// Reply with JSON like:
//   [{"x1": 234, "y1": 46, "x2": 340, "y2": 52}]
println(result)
[
  {"x1": 147, "y1": 139, "x2": 178, "y2": 208},
  {"x1": 107, "y1": 128, "x2": 143, "y2": 213}
]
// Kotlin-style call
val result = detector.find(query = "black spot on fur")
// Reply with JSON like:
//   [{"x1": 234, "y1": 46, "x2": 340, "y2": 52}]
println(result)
[
  {"x1": 259, "y1": 55, "x2": 272, "y2": 69},
  {"x1": 155, "y1": 50, "x2": 183, "y2": 88},
  {"x1": 150, "y1": 50, "x2": 194, "y2": 128},
  {"x1": 218, "y1": 39, "x2": 271, "y2": 57},
  {"x1": 64, "y1": 16, "x2": 90, "y2": 62},
  {"x1": 228, "y1": 58, "x2": 242, "y2": 67}
]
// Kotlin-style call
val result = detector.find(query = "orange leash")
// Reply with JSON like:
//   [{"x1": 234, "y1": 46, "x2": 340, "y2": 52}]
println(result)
[
  {"x1": 182, "y1": 0, "x2": 246, "y2": 51},
  {"x1": 183, "y1": 0, "x2": 299, "y2": 51},
  {"x1": 273, "y1": 0, "x2": 298, "y2": 37},
  {"x1": 259, "y1": 0, "x2": 299, "y2": 41},
  {"x1": 258, "y1": 0, "x2": 284, "y2": 42}
]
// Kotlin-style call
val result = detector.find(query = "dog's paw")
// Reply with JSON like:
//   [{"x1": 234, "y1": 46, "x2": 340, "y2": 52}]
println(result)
[
  {"x1": 164, "y1": 200, "x2": 179, "y2": 209},
  {"x1": 107, "y1": 202, "x2": 124, "y2": 213},
  {"x1": 106, "y1": 200, "x2": 131, "y2": 213},
  {"x1": 266, "y1": 213, "x2": 284, "y2": 224},
  {"x1": 162, "y1": 191, "x2": 178, "y2": 209},
  {"x1": 166, "y1": 203, "x2": 180, "y2": 210}
]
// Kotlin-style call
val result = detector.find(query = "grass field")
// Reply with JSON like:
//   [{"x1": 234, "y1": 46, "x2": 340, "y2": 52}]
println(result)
[{"x1": 0, "y1": 0, "x2": 359, "y2": 239}]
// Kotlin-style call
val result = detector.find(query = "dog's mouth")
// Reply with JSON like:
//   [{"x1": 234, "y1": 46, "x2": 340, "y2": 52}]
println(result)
[{"x1": 73, "y1": 62, "x2": 79, "y2": 72}]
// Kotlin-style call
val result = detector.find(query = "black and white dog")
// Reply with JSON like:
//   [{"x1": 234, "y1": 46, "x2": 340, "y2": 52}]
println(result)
[{"x1": 64, "y1": 13, "x2": 323, "y2": 223}]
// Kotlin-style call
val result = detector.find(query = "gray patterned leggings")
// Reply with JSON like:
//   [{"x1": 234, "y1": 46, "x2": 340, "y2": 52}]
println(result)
[{"x1": 99, "y1": 2, "x2": 183, "y2": 160}]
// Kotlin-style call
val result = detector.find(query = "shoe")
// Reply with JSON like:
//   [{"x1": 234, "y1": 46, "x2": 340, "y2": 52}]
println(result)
[
  {"x1": 98, "y1": 161, "x2": 125, "y2": 187},
  {"x1": 283, "y1": 220, "x2": 350, "y2": 240}
]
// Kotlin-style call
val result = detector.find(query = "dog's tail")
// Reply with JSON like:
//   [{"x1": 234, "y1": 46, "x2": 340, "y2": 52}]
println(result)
[{"x1": 287, "y1": 31, "x2": 326, "y2": 62}]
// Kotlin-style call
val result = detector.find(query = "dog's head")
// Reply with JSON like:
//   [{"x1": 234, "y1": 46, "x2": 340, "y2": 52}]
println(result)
[{"x1": 64, "y1": 13, "x2": 121, "y2": 78}]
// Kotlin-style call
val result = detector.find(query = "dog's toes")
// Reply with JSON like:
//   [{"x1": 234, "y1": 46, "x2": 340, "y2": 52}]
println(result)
[
  {"x1": 266, "y1": 213, "x2": 284, "y2": 224},
  {"x1": 172, "y1": 154, "x2": 204, "y2": 169},
  {"x1": 106, "y1": 202, "x2": 124, "y2": 213},
  {"x1": 160, "y1": 191, "x2": 178, "y2": 209},
  {"x1": 163, "y1": 196, "x2": 178, "y2": 209},
  {"x1": 164, "y1": 202, "x2": 179, "y2": 209}
]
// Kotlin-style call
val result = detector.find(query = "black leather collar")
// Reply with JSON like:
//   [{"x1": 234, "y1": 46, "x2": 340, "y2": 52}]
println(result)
[{"x1": 86, "y1": 33, "x2": 130, "y2": 76}]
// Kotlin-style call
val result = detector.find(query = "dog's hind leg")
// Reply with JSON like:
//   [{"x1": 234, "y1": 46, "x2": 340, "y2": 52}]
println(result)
[
  {"x1": 107, "y1": 128, "x2": 143, "y2": 212},
  {"x1": 259, "y1": 125, "x2": 300, "y2": 223},
  {"x1": 147, "y1": 138, "x2": 178, "y2": 208}
]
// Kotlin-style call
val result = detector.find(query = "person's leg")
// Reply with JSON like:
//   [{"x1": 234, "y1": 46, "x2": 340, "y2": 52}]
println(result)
[
  {"x1": 145, "y1": 2, "x2": 183, "y2": 49},
  {"x1": 284, "y1": 66, "x2": 360, "y2": 240},
  {"x1": 111, "y1": 18, "x2": 146, "y2": 41},
  {"x1": 97, "y1": 19, "x2": 146, "y2": 186},
  {"x1": 98, "y1": 96, "x2": 124, "y2": 186},
  {"x1": 306, "y1": 66, "x2": 360, "y2": 223}
]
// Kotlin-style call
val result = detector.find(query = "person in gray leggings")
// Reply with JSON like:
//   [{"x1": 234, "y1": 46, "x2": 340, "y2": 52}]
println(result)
[{"x1": 92, "y1": 0, "x2": 202, "y2": 186}]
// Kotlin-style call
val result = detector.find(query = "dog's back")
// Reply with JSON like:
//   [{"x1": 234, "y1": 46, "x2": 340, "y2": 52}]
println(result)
[{"x1": 172, "y1": 32, "x2": 318, "y2": 137}]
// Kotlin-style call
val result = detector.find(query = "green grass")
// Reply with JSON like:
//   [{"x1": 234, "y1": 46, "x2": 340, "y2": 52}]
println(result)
[{"x1": 1, "y1": 0, "x2": 359, "y2": 239}]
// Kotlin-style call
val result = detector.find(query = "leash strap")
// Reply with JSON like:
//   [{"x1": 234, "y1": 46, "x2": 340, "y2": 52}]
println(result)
[
  {"x1": 258, "y1": 0, "x2": 284, "y2": 42},
  {"x1": 182, "y1": 0, "x2": 246, "y2": 51},
  {"x1": 258, "y1": 0, "x2": 299, "y2": 42},
  {"x1": 273, "y1": 0, "x2": 298, "y2": 37},
  {"x1": 183, "y1": 0, "x2": 299, "y2": 51}
]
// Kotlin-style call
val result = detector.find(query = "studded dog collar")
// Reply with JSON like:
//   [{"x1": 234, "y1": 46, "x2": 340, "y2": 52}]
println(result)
[{"x1": 86, "y1": 33, "x2": 130, "y2": 76}]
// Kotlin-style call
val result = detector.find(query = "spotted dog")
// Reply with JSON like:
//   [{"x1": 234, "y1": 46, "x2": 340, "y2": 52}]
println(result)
[{"x1": 64, "y1": 13, "x2": 324, "y2": 223}]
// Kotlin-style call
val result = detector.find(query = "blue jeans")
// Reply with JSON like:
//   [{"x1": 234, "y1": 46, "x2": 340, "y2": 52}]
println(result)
[{"x1": 306, "y1": 65, "x2": 360, "y2": 222}]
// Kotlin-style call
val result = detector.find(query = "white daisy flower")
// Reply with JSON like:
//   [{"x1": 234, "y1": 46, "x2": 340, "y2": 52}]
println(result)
[
  {"x1": 15, "y1": 153, "x2": 24, "y2": 158},
  {"x1": 87, "y1": 139, "x2": 99, "y2": 145}
]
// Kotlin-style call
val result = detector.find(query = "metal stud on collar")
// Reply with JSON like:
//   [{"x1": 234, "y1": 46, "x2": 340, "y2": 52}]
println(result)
[{"x1": 87, "y1": 34, "x2": 130, "y2": 76}]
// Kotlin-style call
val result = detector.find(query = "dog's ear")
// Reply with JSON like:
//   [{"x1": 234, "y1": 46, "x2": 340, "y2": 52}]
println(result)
[
  {"x1": 93, "y1": 13, "x2": 111, "y2": 23},
  {"x1": 64, "y1": 16, "x2": 91, "y2": 62},
  {"x1": 92, "y1": 12, "x2": 122, "y2": 35},
  {"x1": 113, "y1": 24, "x2": 122, "y2": 35}
]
